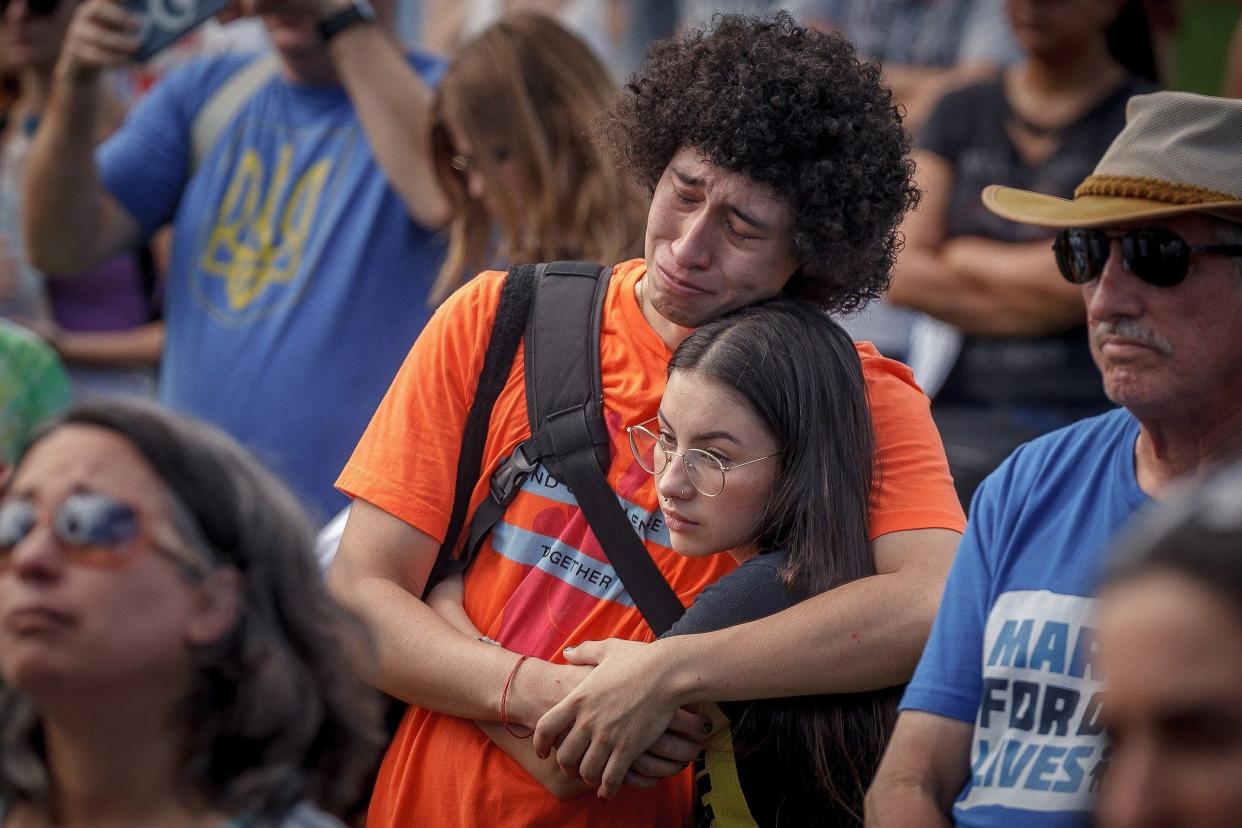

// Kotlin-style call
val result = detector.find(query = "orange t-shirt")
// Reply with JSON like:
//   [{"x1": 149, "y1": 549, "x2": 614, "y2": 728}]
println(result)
[{"x1": 338, "y1": 259, "x2": 965, "y2": 828}]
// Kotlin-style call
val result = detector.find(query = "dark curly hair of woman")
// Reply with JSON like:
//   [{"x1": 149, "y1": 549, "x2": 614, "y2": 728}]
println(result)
[{"x1": 603, "y1": 12, "x2": 918, "y2": 313}]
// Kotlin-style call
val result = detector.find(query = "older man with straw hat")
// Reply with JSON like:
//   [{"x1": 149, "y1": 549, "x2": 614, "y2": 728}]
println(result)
[{"x1": 867, "y1": 90, "x2": 1242, "y2": 828}]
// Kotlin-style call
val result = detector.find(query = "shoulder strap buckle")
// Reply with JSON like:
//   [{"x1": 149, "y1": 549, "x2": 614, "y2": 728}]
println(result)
[
  {"x1": 489, "y1": 438, "x2": 539, "y2": 506},
  {"x1": 436, "y1": 260, "x2": 685, "y2": 634}
]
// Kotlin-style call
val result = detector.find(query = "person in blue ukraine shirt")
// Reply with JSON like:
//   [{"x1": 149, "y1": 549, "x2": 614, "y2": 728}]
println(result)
[
  {"x1": 866, "y1": 90, "x2": 1242, "y2": 826},
  {"x1": 22, "y1": 0, "x2": 449, "y2": 522}
]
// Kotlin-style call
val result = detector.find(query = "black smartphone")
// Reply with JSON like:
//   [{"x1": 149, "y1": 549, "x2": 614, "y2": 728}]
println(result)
[{"x1": 123, "y1": 0, "x2": 232, "y2": 61}]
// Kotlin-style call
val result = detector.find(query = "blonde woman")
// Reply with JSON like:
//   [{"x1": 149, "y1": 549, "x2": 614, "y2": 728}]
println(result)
[{"x1": 428, "y1": 12, "x2": 647, "y2": 305}]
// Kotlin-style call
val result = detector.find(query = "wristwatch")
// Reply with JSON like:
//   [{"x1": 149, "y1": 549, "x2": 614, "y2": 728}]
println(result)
[{"x1": 318, "y1": 0, "x2": 377, "y2": 42}]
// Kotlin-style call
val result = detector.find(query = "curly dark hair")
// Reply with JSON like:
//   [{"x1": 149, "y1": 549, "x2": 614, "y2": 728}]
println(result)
[{"x1": 603, "y1": 12, "x2": 918, "y2": 313}]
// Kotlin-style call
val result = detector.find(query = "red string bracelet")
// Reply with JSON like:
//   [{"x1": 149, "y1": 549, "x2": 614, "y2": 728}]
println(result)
[{"x1": 500, "y1": 654, "x2": 533, "y2": 739}]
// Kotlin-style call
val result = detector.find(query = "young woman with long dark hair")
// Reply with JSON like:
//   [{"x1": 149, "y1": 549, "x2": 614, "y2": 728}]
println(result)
[
  {"x1": 431, "y1": 298, "x2": 898, "y2": 823},
  {"x1": 635, "y1": 298, "x2": 898, "y2": 826}
]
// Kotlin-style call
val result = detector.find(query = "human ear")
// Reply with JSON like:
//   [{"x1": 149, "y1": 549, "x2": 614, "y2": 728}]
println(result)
[{"x1": 185, "y1": 566, "x2": 243, "y2": 647}]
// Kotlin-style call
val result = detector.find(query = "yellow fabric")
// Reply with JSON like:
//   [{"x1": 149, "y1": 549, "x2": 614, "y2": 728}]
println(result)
[{"x1": 697, "y1": 703, "x2": 760, "y2": 828}]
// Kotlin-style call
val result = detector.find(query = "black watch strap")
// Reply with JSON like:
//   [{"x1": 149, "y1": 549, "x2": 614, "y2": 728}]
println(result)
[{"x1": 318, "y1": 0, "x2": 376, "y2": 42}]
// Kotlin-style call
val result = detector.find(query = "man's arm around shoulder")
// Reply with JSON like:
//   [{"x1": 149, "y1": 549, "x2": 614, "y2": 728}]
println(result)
[
  {"x1": 537, "y1": 527, "x2": 960, "y2": 789},
  {"x1": 656, "y1": 527, "x2": 961, "y2": 702}
]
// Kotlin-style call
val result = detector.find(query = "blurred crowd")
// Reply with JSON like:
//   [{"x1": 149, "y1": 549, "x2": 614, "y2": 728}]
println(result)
[{"x1": 1, "y1": 1, "x2": 1241, "y2": 827}]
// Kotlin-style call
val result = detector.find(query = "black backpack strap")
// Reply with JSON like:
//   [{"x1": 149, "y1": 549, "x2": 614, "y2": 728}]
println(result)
[
  {"x1": 422, "y1": 264, "x2": 537, "y2": 598},
  {"x1": 458, "y1": 263, "x2": 554, "y2": 570},
  {"x1": 522, "y1": 261, "x2": 613, "y2": 477},
  {"x1": 455, "y1": 261, "x2": 684, "y2": 635},
  {"x1": 524, "y1": 262, "x2": 685, "y2": 635},
  {"x1": 553, "y1": 414, "x2": 686, "y2": 635}
]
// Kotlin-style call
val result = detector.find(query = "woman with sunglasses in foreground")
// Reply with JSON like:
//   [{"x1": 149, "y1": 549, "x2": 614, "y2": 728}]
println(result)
[
  {"x1": 431, "y1": 299, "x2": 899, "y2": 825},
  {"x1": 0, "y1": 400, "x2": 384, "y2": 827}
]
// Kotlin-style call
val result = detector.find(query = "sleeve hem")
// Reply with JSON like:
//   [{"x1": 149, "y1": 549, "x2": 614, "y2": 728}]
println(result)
[
  {"x1": 899, "y1": 689, "x2": 978, "y2": 724},
  {"x1": 336, "y1": 464, "x2": 449, "y2": 544},
  {"x1": 870, "y1": 508, "x2": 967, "y2": 540}
]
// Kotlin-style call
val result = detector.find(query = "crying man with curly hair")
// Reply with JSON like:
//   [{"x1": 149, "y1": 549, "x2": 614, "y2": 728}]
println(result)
[{"x1": 331, "y1": 12, "x2": 966, "y2": 827}]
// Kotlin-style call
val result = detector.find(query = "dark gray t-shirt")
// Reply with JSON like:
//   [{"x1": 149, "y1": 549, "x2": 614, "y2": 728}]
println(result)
[
  {"x1": 919, "y1": 75, "x2": 1157, "y2": 415},
  {"x1": 664, "y1": 553, "x2": 875, "y2": 826},
  {"x1": 665, "y1": 551, "x2": 796, "y2": 637}
]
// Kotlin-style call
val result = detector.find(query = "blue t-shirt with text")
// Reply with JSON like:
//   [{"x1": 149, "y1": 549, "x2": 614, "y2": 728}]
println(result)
[
  {"x1": 901, "y1": 408, "x2": 1150, "y2": 825},
  {"x1": 99, "y1": 53, "x2": 445, "y2": 521}
]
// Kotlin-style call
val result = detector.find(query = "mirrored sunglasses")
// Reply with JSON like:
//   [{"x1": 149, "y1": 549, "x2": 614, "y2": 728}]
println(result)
[
  {"x1": 1053, "y1": 227, "x2": 1242, "y2": 287},
  {"x1": 0, "y1": 492, "x2": 210, "y2": 574}
]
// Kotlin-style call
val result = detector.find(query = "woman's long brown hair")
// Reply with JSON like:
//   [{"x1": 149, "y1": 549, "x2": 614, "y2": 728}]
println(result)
[
  {"x1": 670, "y1": 299, "x2": 899, "y2": 824},
  {"x1": 428, "y1": 12, "x2": 647, "y2": 305}
]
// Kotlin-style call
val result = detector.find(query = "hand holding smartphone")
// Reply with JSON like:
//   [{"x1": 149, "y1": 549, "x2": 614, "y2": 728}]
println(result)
[{"x1": 121, "y1": 0, "x2": 231, "y2": 61}]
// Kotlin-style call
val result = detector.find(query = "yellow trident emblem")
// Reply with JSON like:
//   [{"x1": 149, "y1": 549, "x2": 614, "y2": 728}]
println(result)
[{"x1": 201, "y1": 144, "x2": 332, "y2": 311}]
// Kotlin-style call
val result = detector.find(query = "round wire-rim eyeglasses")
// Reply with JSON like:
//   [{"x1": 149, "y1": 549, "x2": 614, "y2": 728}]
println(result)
[{"x1": 626, "y1": 419, "x2": 777, "y2": 498}]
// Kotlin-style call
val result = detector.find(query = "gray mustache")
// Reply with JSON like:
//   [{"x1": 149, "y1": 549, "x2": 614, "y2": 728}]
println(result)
[{"x1": 1093, "y1": 319, "x2": 1174, "y2": 356}]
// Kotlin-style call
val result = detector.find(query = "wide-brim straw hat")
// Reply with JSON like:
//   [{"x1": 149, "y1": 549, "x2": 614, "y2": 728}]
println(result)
[{"x1": 983, "y1": 91, "x2": 1242, "y2": 229}]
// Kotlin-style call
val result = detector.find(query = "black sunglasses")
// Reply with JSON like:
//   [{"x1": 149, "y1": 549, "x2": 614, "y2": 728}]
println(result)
[
  {"x1": 0, "y1": 0, "x2": 60, "y2": 15},
  {"x1": 0, "y1": 491, "x2": 210, "y2": 574},
  {"x1": 1053, "y1": 227, "x2": 1242, "y2": 287}
]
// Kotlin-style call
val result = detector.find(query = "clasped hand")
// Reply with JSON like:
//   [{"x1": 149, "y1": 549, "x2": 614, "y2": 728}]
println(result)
[{"x1": 534, "y1": 638, "x2": 712, "y2": 800}]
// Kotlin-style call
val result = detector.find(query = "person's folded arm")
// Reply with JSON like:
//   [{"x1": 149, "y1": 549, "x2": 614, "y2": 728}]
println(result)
[
  {"x1": 423, "y1": 573, "x2": 476, "y2": 639},
  {"x1": 936, "y1": 235, "x2": 1085, "y2": 335},
  {"x1": 330, "y1": 499, "x2": 706, "y2": 795},
  {"x1": 888, "y1": 150, "x2": 1084, "y2": 337},
  {"x1": 534, "y1": 526, "x2": 960, "y2": 798},
  {"x1": 425, "y1": 574, "x2": 595, "y2": 800},
  {"x1": 326, "y1": 497, "x2": 584, "y2": 726},
  {"x1": 865, "y1": 710, "x2": 973, "y2": 826}
]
